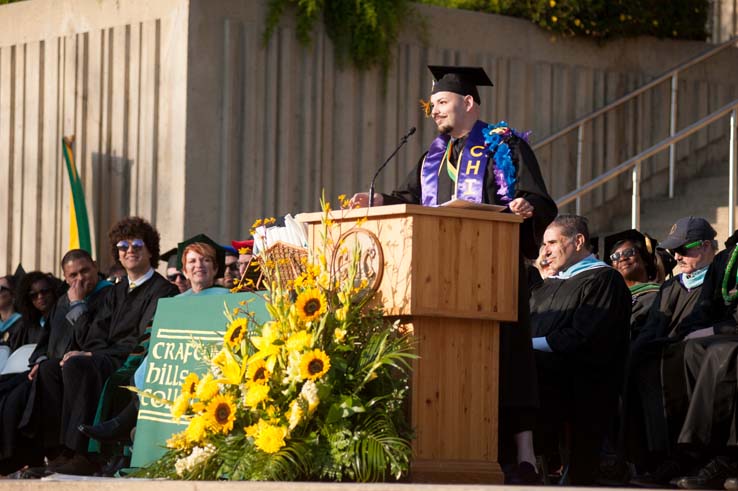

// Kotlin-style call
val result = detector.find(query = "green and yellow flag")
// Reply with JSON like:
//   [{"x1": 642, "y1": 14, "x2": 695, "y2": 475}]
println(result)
[{"x1": 62, "y1": 136, "x2": 92, "y2": 253}]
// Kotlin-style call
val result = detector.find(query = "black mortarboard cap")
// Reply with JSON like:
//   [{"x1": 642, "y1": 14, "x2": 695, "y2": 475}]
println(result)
[
  {"x1": 160, "y1": 248, "x2": 178, "y2": 269},
  {"x1": 429, "y1": 65, "x2": 494, "y2": 105},
  {"x1": 176, "y1": 234, "x2": 226, "y2": 279}
]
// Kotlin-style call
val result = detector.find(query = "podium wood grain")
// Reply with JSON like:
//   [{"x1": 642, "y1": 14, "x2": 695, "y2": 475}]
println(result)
[{"x1": 298, "y1": 204, "x2": 521, "y2": 484}]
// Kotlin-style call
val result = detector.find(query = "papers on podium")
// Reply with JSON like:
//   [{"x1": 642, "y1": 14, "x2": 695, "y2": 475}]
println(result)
[{"x1": 438, "y1": 198, "x2": 507, "y2": 212}]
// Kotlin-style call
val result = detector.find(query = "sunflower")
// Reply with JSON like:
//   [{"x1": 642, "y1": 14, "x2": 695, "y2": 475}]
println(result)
[
  {"x1": 294, "y1": 288, "x2": 327, "y2": 323},
  {"x1": 181, "y1": 372, "x2": 199, "y2": 399},
  {"x1": 195, "y1": 373, "x2": 220, "y2": 401},
  {"x1": 244, "y1": 383, "x2": 270, "y2": 408},
  {"x1": 253, "y1": 421, "x2": 288, "y2": 454},
  {"x1": 205, "y1": 394, "x2": 237, "y2": 434},
  {"x1": 299, "y1": 349, "x2": 331, "y2": 380},
  {"x1": 245, "y1": 359, "x2": 270, "y2": 385},
  {"x1": 224, "y1": 318, "x2": 248, "y2": 348},
  {"x1": 186, "y1": 415, "x2": 208, "y2": 443}
]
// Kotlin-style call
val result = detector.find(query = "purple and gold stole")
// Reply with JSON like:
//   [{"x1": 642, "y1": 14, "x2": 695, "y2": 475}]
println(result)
[{"x1": 420, "y1": 120, "x2": 489, "y2": 206}]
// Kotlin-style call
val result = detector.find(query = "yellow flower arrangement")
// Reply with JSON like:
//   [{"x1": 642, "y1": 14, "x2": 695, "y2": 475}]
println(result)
[{"x1": 135, "y1": 196, "x2": 415, "y2": 482}]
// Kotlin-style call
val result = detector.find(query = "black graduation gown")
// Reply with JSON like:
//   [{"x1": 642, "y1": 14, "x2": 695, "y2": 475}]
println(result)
[
  {"x1": 670, "y1": 247, "x2": 738, "y2": 448},
  {"x1": 28, "y1": 272, "x2": 177, "y2": 452},
  {"x1": 0, "y1": 283, "x2": 112, "y2": 461},
  {"x1": 382, "y1": 131, "x2": 558, "y2": 413},
  {"x1": 530, "y1": 266, "x2": 631, "y2": 484},
  {"x1": 622, "y1": 276, "x2": 704, "y2": 463}
]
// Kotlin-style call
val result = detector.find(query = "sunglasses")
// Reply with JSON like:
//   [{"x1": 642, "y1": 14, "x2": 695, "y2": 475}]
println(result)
[
  {"x1": 29, "y1": 287, "x2": 53, "y2": 299},
  {"x1": 610, "y1": 247, "x2": 638, "y2": 263},
  {"x1": 116, "y1": 239, "x2": 145, "y2": 252},
  {"x1": 167, "y1": 272, "x2": 186, "y2": 282},
  {"x1": 668, "y1": 240, "x2": 704, "y2": 258}
]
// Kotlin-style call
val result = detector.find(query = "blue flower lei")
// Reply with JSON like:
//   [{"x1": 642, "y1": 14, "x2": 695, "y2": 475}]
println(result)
[{"x1": 482, "y1": 121, "x2": 530, "y2": 203}]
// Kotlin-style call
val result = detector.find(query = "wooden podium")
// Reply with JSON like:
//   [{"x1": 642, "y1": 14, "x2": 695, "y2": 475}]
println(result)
[{"x1": 297, "y1": 204, "x2": 521, "y2": 484}]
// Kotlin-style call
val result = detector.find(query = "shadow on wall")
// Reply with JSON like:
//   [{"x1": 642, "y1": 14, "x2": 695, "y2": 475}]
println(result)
[{"x1": 92, "y1": 152, "x2": 133, "y2": 270}]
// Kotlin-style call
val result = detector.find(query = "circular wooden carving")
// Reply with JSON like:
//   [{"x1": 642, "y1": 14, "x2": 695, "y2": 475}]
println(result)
[{"x1": 331, "y1": 228, "x2": 384, "y2": 301}]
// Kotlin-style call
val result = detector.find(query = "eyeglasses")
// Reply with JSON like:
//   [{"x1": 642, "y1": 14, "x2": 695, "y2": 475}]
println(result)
[
  {"x1": 610, "y1": 247, "x2": 638, "y2": 263},
  {"x1": 116, "y1": 239, "x2": 145, "y2": 252},
  {"x1": 668, "y1": 240, "x2": 704, "y2": 258},
  {"x1": 167, "y1": 272, "x2": 186, "y2": 282},
  {"x1": 29, "y1": 287, "x2": 53, "y2": 299}
]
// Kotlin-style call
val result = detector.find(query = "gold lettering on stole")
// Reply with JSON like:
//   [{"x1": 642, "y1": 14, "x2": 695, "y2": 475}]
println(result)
[
  {"x1": 465, "y1": 146, "x2": 484, "y2": 176},
  {"x1": 462, "y1": 180, "x2": 476, "y2": 196}
]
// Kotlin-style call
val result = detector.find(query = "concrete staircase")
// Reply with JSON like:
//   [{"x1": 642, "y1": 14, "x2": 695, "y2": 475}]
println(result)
[{"x1": 605, "y1": 167, "x2": 737, "y2": 250}]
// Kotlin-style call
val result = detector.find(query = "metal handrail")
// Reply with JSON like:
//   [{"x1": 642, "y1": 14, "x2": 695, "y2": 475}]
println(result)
[
  {"x1": 533, "y1": 36, "x2": 738, "y2": 149},
  {"x1": 555, "y1": 98, "x2": 738, "y2": 233},
  {"x1": 535, "y1": 35, "x2": 738, "y2": 213}
]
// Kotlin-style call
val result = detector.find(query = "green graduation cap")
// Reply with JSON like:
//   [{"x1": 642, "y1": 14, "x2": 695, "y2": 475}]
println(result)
[
  {"x1": 176, "y1": 233, "x2": 226, "y2": 279},
  {"x1": 429, "y1": 65, "x2": 494, "y2": 104}
]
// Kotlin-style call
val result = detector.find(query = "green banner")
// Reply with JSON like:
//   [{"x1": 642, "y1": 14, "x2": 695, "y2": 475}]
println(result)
[{"x1": 130, "y1": 292, "x2": 269, "y2": 467}]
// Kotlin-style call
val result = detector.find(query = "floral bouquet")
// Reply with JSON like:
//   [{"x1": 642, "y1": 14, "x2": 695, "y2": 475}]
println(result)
[{"x1": 133, "y1": 197, "x2": 416, "y2": 481}]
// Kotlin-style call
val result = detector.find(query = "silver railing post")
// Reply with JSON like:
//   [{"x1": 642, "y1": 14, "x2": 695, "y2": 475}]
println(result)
[
  {"x1": 632, "y1": 161, "x2": 641, "y2": 230},
  {"x1": 576, "y1": 124, "x2": 584, "y2": 215},
  {"x1": 730, "y1": 108, "x2": 737, "y2": 235},
  {"x1": 669, "y1": 73, "x2": 678, "y2": 198}
]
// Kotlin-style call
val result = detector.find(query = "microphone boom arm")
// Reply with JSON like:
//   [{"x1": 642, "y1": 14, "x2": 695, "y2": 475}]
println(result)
[{"x1": 368, "y1": 127, "x2": 416, "y2": 207}]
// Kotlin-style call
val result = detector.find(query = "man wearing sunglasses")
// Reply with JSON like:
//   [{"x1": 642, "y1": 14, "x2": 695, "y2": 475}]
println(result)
[
  {"x1": 23, "y1": 216, "x2": 178, "y2": 476},
  {"x1": 160, "y1": 248, "x2": 190, "y2": 294},
  {"x1": 625, "y1": 217, "x2": 718, "y2": 487},
  {"x1": 659, "y1": 229, "x2": 738, "y2": 489}
]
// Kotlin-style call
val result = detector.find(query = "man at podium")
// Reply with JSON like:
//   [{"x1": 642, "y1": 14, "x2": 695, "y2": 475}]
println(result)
[{"x1": 351, "y1": 65, "x2": 557, "y2": 484}]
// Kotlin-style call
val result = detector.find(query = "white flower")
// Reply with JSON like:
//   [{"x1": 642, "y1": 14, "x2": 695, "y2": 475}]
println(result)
[
  {"x1": 174, "y1": 444, "x2": 216, "y2": 476},
  {"x1": 300, "y1": 380, "x2": 320, "y2": 413}
]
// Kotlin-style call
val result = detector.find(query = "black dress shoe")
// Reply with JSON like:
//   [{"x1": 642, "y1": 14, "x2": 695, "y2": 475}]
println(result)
[
  {"x1": 52, "y1": 453, "x2": 99, "y2": 476},
  {"x1": 78, "y1": 417, "x2": 130, "y2": 442},
  {"x1": 630, "y1": 458, "x2": 685, "y2": 488},
  {"x1": 677, "y1": 457, "x2": 738, "y2": 489},
  {"x1": 725, "y1": 477, "x2": 738, "y2": 490},
  {"x1": 505, "y1": 461, "x2": 542, "y2": 485}
]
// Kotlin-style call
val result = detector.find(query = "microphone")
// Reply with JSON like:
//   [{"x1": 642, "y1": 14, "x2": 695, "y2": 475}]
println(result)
[{"x1": 368, "y1": 127, "x2": 416, "y2": 207}]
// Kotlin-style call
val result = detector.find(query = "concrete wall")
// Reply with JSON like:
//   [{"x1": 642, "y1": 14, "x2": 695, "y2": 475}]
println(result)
[
  {"x1": 1, "y1": 0, "x2": 738, "y2": 274},
  {"x1": 0, "y1": 0, "x2": 189, "y2": 273},
  {"x1": 712, "y1": 0, "x2": 738, "y2": 42}
]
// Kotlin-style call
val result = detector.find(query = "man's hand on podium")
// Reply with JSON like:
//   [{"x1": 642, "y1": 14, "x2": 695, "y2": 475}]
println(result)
[
  {"x1": 508, "y1": 197, "x2": 534, "y2": 219},
  {"x1": 350, "y1": 193, "x2": 384, "y2": 208}
]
